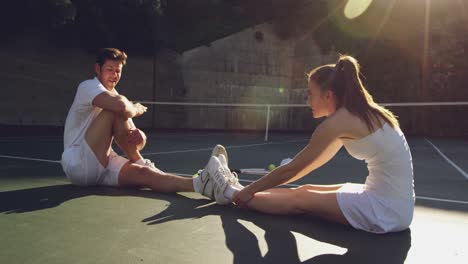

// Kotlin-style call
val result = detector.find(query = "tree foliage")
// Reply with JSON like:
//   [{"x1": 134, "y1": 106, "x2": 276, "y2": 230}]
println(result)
[{"x1": 1, "y1": 0, "x2": 165, "y2": 54}]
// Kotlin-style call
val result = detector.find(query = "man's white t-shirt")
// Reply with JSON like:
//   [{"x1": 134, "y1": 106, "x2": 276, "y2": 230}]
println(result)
[{"x1": 63, "y1": 77, "x2": 108, "y2": 149}]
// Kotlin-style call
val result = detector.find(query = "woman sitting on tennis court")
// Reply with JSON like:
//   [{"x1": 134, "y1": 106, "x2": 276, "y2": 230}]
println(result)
[{"x1": 200, "y1": 55, "x2": 415, "y2": 234}]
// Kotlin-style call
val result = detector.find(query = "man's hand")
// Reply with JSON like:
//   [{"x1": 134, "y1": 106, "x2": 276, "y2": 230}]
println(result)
[
  {"x1": 233, "y1": 188, "x2": 254, "y2": 208},
  {"x1": 127, "y1": 128, "x2": 146, "y2": 150},
  {"x1": 133, "y1": 103, "x2": 147, "y2": 117}
]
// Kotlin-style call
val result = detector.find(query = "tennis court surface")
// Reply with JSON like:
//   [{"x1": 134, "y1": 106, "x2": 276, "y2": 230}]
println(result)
[{"x1": 1, "y1": 131, "x2": 467, "y2": 264}]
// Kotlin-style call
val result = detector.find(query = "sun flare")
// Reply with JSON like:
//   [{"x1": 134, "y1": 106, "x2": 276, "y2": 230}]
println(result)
[{"x1": 344, "y1": 0, "x2": 373, "y2": 19}]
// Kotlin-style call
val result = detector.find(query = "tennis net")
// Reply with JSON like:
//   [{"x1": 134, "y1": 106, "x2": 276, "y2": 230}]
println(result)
[{"x1": 137, "y1": 101, "x2": 468, "y2": 141}]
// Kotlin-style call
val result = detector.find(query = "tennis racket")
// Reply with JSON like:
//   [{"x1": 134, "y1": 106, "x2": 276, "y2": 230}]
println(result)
[
  {"x1": 231, "y1": 168, "x2": 270, "y2": 176},
  {"x1": 230, "y1": 158, "x2": 292, "y2": 176}
]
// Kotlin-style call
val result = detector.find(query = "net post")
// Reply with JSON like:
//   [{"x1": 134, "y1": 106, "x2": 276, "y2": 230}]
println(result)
[{"x1": 265, "y1": 105, "x2": 271, "y2": 142}]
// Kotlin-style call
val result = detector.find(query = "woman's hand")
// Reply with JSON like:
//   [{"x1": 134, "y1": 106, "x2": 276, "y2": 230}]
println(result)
[{"x1": 233, "y1": 188, "x2": 255, "y2": 208}]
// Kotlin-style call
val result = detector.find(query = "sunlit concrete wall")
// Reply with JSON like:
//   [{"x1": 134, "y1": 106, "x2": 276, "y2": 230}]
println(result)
[{"x1": 180, "y1": 23, "x2": 335, "y2": 130}]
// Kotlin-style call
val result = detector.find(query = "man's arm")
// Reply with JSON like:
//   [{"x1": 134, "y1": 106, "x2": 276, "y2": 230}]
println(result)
[
  {"x1": 92, "y1": 91, "x2": 146, "y2": 118},
  {"x1": 93, "y1": 92, "x2": 148, "y2": 150}
]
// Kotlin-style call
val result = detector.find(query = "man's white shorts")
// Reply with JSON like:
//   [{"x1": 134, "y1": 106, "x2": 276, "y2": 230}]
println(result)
[{"x1": 61, "y1": 140, "x2": 128, "y2": 186}]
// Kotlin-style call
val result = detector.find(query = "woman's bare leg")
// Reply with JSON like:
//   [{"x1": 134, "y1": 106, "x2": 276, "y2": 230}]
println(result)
[
  {"x1": 264, "y1": 183, "x2": 345, "y2": 193},
  {"x1": 245, "y1": 185, "x2": 349, "y2": 225}
]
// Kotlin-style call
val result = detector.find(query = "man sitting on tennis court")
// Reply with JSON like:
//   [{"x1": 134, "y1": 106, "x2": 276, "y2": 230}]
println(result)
[
  {"x1": 199, "y1": 55, "x2": 415, "y2": 234},
  {"x1": 61, "y1": 47, "x2": 218, "y2": 195}
]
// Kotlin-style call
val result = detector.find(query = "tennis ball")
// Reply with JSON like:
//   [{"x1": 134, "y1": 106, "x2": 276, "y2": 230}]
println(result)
[{"x1": 267, "y1": 163, "x2": 276, "y2": 171}]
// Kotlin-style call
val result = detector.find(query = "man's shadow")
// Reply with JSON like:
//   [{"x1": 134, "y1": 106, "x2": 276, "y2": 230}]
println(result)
[
  {"x1": 0, "y1": 184, "x2": 212, "y2": 214},
  {"x1": 144, "y1": 197, "x2": 411, "y2": 264}
]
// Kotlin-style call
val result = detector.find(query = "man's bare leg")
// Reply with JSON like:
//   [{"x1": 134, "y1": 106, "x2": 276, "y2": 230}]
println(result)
[
  {"x1": 85, "y1": 110, "x2": 143, "y2": 166},
  {"x1": 85, "y1": 110, "x2": 195, "y2": 193},
  {"x1": 111, "y1": 117, "x2": 144, "y2": 162},
  {"x1": 118, "y1": 163, "x2": 195, "y2": 192}
]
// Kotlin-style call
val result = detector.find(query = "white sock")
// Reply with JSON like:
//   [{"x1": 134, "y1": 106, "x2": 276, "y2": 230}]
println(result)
[
  {"x1": 135, "y1": 158, "x2": 146, "y2": 165},
  {"x1": 223, "y1": 184, "x2": 244, "y2": 200},
  {"x1": 234, "y1": 182, "x2": 244, "y2": 189},
  {"x1": 193, "y1": 174, "x2": 202, "y2": 193}
]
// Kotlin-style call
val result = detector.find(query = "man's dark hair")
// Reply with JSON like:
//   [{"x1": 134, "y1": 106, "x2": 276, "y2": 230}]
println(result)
[{"x1": 96, "y1": 48, "x2": 127, "y2": 67}]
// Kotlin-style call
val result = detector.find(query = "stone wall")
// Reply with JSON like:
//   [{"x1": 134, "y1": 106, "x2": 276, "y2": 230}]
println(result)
[
  {"x1": 403, "y1": 11, "x2": 468, "y2": 136},
  {"x1": 0, "y1": 35, "x2": 91, "y2": 126},
  {"x1": 176, "y1": 23, "x2": 335, "y2": 131},
  {"x1": 0, "y1": 31, "x2": 155, "y2": 128},
  {"x1": 0, "y1": 24, "x2": 332, "y2": 132}
]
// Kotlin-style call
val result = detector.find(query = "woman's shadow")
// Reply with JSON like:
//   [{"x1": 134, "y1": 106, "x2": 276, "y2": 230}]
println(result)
[
  {"x1": 143, "y1": 196, "x2": 411, "y2": 264},
  {"x1": 220, "y1": 211, "x2": 411, "y2": 264}
]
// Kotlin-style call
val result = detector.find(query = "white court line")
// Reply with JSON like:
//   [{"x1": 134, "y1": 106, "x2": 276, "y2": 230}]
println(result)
[
  {"x1": 2, "y1": 154, "x2": 467, "y2": 205},
  {"x1": 0, "y1": 138, "x2": 62, "y2": 143},
  {"x1": 141, "y1": 143, "x2": 272, "y2": 156},
  {"x1": 415, "y1": 196, "x2": 468, "y2": 205},
  {"x1": 0, "y1": 155, "x2": 61, "y2": 164},
  {"x1": 424, "y1": 138, "x2": 468, "y2": 180},
  {"x1": 147, "y1": 132, "x2": 267, "y2": 139},
  {"x1": 141, "y1": 139, "x2": 309, "y2": 156},
  {"x1": 0, "y1": 135, "x2": 61, "y2": 140},
  {"x1": 0, "y1": 137, "x2": 308, "y2": 162}
]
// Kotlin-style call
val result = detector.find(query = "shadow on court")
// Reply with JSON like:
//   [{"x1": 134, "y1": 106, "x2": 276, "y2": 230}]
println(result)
[
  {"x1": 0, "y1": 184, "x2": 200, "y2": 214},
  {"x1": 2, "y1": 133, "x2": 467, "y2": 263},
  {"x1": 220, "y1": 215, "x2": 411, "y2": 264},
  {"x1": 0, "y1": 184, "x2": 411, "y2": 263},
  {"x1": 144, "y1": 192, "x2": 411, "y2": 264}
]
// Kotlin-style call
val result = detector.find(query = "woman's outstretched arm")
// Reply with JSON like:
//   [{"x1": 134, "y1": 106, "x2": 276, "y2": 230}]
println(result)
[{"x1": 238, "y1": 117, "x2": 344, "y2": 199}]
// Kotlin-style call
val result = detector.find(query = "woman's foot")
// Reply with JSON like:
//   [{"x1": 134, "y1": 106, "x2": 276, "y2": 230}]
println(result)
[{"x1": 193, "y1": 145, "x2": 233, "y2": 200}]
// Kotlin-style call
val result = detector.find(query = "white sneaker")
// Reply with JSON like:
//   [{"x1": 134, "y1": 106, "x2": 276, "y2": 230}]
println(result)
[
  {"x1": 193, "y1": 156, "x2": 217, "y2": 199},
  {"x1": 206, "y1": 156, "x2": 235, "y2": 205},
  {"x1": 143, "y1": 159, "x2": 163, "y2": 174},
  {"x1": 212, "y1": 144, "x2": 235, "y2": 182},
  {"x1": 217, "y1": 153, "x2": 239, "y2": 187},
  {"x1": 144, "y1": 159, "x2": 155, "y2": 168},
  {"x1": 193, "y1": 169, "x2": 215, "y2": 199},
  {"x1": 213, "y1": 146, "x2": 240, "y2": 198},
  {"x1": 193, "y1": 144, "x2": 228, "y2": 199},
  {"x1": 193, "y1": 145, "x2": 233, "y2": 201},
  {"x1": 211, "y1": 144, "x2": 228, "y2": 163}
]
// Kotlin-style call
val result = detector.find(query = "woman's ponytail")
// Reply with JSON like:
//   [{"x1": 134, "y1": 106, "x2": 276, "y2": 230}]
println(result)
[{"x1": 331, "y1": 55, "x2": 398, "y2": 130}]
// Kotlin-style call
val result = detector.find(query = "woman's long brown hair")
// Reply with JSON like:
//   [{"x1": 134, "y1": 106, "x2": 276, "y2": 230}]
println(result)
[{"x1": 308, "y1": 55, "x2": 399, "y2": 131}]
